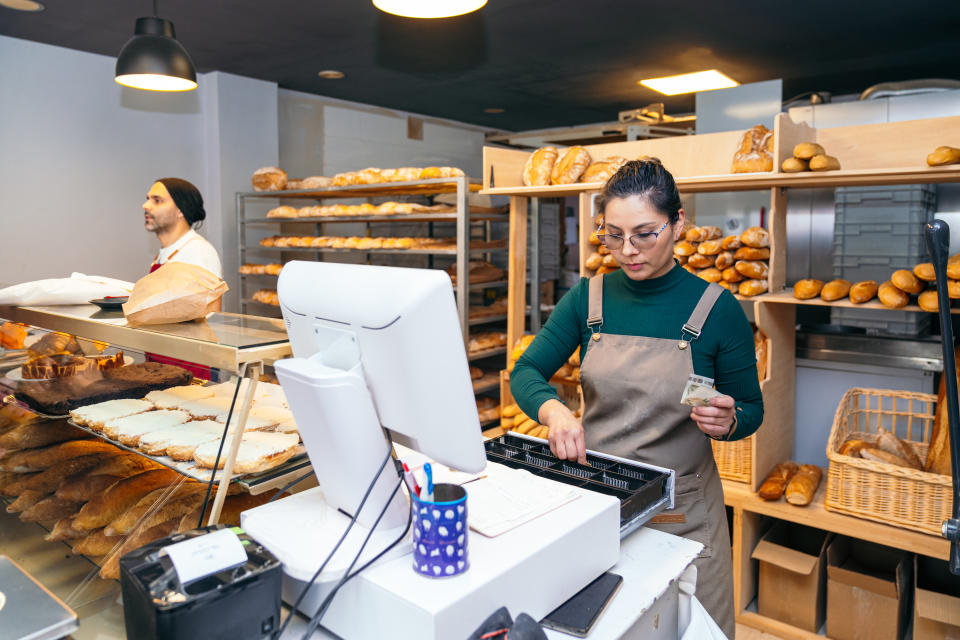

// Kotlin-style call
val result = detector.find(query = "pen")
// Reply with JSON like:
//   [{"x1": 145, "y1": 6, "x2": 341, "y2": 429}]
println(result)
[
  {"x1": 402, "y1": 462, "x2": 420, "y2": 496},
  {"x1": 424, "y1": 462, "x2": 434, "y2": 501}
]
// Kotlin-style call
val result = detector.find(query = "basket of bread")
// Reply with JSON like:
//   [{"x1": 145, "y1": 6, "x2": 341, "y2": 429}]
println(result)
[{"x1": 825, "y1": 387, "x2": 953, "y2": 535}]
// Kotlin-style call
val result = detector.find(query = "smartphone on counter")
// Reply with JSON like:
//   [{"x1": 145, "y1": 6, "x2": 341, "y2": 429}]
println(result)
[{"x1": 539, "y1": 571, "x2": 623, "y2": 637}]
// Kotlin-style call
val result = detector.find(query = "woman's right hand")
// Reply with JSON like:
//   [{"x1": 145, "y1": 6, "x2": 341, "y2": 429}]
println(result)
[{"x1": 538, "y1": 399, "x2": 586, "y2": 464}]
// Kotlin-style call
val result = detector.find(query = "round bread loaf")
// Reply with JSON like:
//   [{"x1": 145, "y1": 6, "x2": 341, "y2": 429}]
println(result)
[
  {"x1": 809, "y1": 154, "x2": 841, "y2": 171},
  {"x1": 740, "y1": 226, "x2": 770, "y2": 248},
  {"x1": 781, "y1": 157, "x2": 808, "y2": 173},
  {"x1": 793, "y1": 279, "x2": 824, "y2": 300},
  {"x1": 849, "y1": 280, "x2": 879, "y2": 303},
  {"x1": 918, "y1": 289, "x2": 939, "y2": 311},
  {"x1": 878, "y1": 281, "x2": 908, "y2": 308},
  {"x1": 891, "y1": 269, "x2": 924, "y2": 294},
  {"x1": 793, "y1": 142, "x2": 825, "y2": 160},
  {"x1": 252, "y1": 167, "x2": 287, "y2": 192},
  {"x1": 522, "y1": 147, "x2": 558, "y2": 186},
  {"x1": 551, "y1": 146, "x2": 592, "y2": 185}
]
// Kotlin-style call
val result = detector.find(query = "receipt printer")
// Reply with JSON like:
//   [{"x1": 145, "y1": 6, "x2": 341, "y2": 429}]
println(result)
[{"x1": 119, "y1": 525, "x2": 282, "y2": 640}]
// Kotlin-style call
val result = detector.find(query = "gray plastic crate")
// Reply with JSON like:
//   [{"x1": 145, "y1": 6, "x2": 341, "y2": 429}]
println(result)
[
  {"x1": 833, "y1": 184, "x2": 937, "y2": 284},
  {"x1": 829, "y1": 306, "x2": 932, "y2": 336}
]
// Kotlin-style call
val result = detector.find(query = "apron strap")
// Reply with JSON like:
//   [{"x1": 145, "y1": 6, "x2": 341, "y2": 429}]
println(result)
[
  {"x1": 587, "y1": 274, "x2": 604, "y2": 330},
  {"x1": 682, "y1": 282, "x2": 724, "y2": 340}
]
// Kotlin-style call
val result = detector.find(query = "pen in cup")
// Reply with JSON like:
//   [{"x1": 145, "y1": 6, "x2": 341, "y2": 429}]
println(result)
[
  {"x1": 424, "y1": 462, "x2": 434, "y2": 501},
  {"x1": 402, "y1": 462, "x2": 420, "y2": 496}
]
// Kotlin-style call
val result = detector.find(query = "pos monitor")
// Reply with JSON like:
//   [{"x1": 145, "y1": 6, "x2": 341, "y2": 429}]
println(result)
[{"x1": 267, "y1": 261, "x2": 487, "y2": 580}]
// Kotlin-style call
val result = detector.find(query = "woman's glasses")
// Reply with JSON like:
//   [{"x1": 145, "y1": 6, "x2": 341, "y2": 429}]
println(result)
[{"x1": 598, "y1": 221, "x2": 669, "y2": 251}]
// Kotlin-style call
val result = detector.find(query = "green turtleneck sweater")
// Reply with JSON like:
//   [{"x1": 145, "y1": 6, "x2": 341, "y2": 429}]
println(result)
[{"x1": 510, "y1": 263, "x2": 763, "y2": 441}]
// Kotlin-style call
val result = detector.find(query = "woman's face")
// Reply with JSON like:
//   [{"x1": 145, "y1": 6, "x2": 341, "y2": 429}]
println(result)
[{"x1": 602, "y1": 194, "x2": 685, "y2": 281}]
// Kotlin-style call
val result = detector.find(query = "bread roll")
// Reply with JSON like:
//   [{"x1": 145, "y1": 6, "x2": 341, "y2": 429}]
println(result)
[
  {"x1": 714, "y1": 251, "x2": 735, "y2": 270},
  {"x1": 73, "y1": 468, "x2": 184, "y2": 531},
  {"x1": 686, "y1": 227, "x2": 706, "y2": 242},
  {"x1": 876, "y1": 428, "x2": 923, "y2": 470},
  {"x1": 251, "y1": 167, "x2": 287, "y2": 192},
  {"x1": 758, "y1": 461, "x2": 799, "y2": 500},
  {"x1": 809, "y1": 154, "x2": 841, "y2": 171},
  {"x1": 733, "y1": 246, "x2": 770, "y2": 261},
  {"x1": 838, "y1": 438, "x2": 869, "y2": 458},
  {"x1": 891, "y1": 269, "x2": 924, "y2": 294},
  {"x1": 948, "y1": 261, "x2": 960, "y2": 280},
  {"x1": 785, "y1": 464, "x2": 822, "y2": 506},
  {"x1": 878, "y1": 281, "x2": 909, "y2": 308},
  {"x1": 551, "y1": 146, "x2": 592, "y2": 185},
  {"x1": 673, "y1": 241, "x2": 697, "y2": 257},
  {"x1": 927, "y1": 145, "x2": 960, "y2": 166},
  {"x1": 914, "y1": 263, "x2": 936, "y2": 282},
  {"x1": 701, "y1": 226, "x2": 722, "y2": 241},
  {"x1": 697, "y1": 268, "x2": 723, "y2": 283},
  {"x1": 740, "y1": 226, "x2": 769, "y2": 248},
  {"x1": 849, "y1": 280, "x2": 879, "y2": 304},
  {"x1": 731, "y1": 125, "x2": 774, "y2": 173},
  {"x1": 734, "y1": 260, "x2": 769, "y2": 279},
  {"x1": 597, "y1": 244, "x2": 610, "y2": 256},
  {"x1": 522, "y1": 147, "x2": 558, "y2": 187},
  {"x1": 688, "y1": 253, "x2": 716, "y2": 269},
  {"x1": 682, "y1": 264, "x2": 697, "y2": 274},
  {"x1": 793, "y1": 279, "x2": 824, "y2": 300},
  {"x1": 793, "y1": 142, "x2": 825, "y2": 160},
  {"x1": 918, "y1": 289, "x2": 940, "y2": 312},
  {"x1": 721, "y1": 235, "x2": 742, "y2": 251},
  {"x1": 601, "y1": 254, "x2": 617, "y2": 268},
  {"x1": 698, "y1": 240, "x2": 723, "y2": 256},
  {"x1": 588, "y1": 231, "x2": 602, "y2": 246},
  {"x1": 717, "y1": 281, "x2": 737, "y2": 293},
  {"x1": 860, "y1": 447, "x2": 913, "y2": 468},
  {"x1": 585, "y1": 253, "x2": 603, "y2": 271},
  {"x1": 739, "y1": 279, "x2": 768, "y2": 297},
  {"x1": 781, "y1": 157, "x2": 809, "y2": 173},
  {"x1": 721, "y1": 267, "x2": 744, "y2": 283},
  {"x1": 820, "y1": 279, "x2": 852, "y2": 301}
]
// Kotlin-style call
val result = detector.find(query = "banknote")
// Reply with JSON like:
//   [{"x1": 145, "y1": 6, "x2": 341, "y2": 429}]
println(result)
[{"x1": 680, "y1": 373, "x2": 722, "y2": 406}]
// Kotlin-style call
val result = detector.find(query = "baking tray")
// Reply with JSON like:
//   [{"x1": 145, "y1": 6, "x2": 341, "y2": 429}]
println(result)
[{"x1": 484, "y1": 432, "x2": 675, "y2": 537}]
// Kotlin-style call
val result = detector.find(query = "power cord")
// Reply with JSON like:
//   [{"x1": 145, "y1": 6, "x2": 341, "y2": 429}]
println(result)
[
  {"x1": 267, "y1": 471, "x2": 314, "y2": 504},
  {"x1": 197, "y1": 378, "x2": 243, "y2": 527}
]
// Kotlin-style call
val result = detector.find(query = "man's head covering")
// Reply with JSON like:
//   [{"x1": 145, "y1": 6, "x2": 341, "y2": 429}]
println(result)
[{"x1": 157, "y1": 177, "x2": 206, "y2": 226}]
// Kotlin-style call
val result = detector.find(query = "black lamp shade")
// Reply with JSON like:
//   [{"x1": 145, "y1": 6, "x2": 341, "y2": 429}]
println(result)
[{"x1": 115, "y1": 17, "x2": 197, "y2": 91}]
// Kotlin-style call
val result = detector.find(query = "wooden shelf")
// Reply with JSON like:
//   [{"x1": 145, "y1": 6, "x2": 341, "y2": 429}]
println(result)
[
  {"x1": 472, "y1": 372, "x2": 500, "y2": 394},
  {"x1": 238, "y1": 178, "x2": 481, "y2": 200},
  {"x1": 737, "y1": 611, "x2": 824, "y2": 640},
  {"x1": 468, "y1": 346, "x2": 507, "y2": 362},
  {"x1": 762, "y1": 288, "x2": 960, "y2": 313},
  {"x1": 723, "y1": 477, "x2": 950, "y2": 560}
]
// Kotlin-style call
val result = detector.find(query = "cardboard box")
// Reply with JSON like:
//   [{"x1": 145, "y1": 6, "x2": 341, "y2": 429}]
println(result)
[
  {"x1": 914, "y1": 555, "x2": 960, "y2": 640},
  {"x1": 826, "y1": 536, "x2": 911, "y2": 640},
  {"x1": 751, "y1": 520, "x2": 831, "y2": 632}
]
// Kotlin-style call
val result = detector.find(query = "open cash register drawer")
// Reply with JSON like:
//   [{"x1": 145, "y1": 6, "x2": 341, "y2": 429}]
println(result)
[{"x1": 484, "y1": 433, "x2": 675, "y2": 537}]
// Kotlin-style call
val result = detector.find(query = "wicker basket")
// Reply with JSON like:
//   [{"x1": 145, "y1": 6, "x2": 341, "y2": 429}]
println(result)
[
  {"x1": 712, "y1": 436, "x2": 753, "y2": 484},
  {"x1": 825, "y1": 387, "x2": 952, "y2": 535}
]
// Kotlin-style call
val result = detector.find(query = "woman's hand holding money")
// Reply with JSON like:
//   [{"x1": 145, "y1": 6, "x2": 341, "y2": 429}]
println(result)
[
  {"x1": 539, "y1": 398, "x2": 587, "y2": 464},
  {"x1": 690, "y1": 395, "x2": 736, "y2": 440}
]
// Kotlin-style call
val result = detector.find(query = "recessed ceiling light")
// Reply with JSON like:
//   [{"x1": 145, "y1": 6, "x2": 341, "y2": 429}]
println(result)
[
  {"x1": 638, "y1": 70, "x2": 739, "y2": 96},
  {"x1": 484, "y1": 107, "x2": 504, "y2": 114},
  {"x1": 318, "y1": 70, "x2": 345, "y2": 79},
  {"x1": 373, "y1": 0, "x2": 487, "y2": 19},
  {"x1": 0, "y1": 0, "x2": 45, "y2": 11}
]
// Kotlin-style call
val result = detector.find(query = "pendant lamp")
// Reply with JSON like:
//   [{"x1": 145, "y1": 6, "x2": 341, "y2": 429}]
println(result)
[
  {"x1": 372, "y1": 0, "x2": 487, "y2": 19},
  {"x1": 115, "y1": 2, "x2": 197, "y2": 92}
]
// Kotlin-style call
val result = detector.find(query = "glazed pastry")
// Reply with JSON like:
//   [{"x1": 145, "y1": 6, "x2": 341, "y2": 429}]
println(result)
[
  {"x1": 820, "y1": 279, "x2": 852, "y2": 302},
  {"x1": 793, "y1": 279, "x2": 824, "y2": 300}
]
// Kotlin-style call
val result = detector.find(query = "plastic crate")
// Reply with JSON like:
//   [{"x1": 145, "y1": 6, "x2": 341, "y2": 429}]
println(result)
[
  {"x1": 829, "y1": 306, "x2": 931, "y2": 336},
  {"x1": 832, "y1": 184, "x2": 937, "y2": 283}
]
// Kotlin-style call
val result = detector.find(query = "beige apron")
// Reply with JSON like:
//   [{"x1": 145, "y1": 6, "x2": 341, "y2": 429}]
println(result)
[{"x1": 580, "y1": 275, "x2": 735, "y2": 638}]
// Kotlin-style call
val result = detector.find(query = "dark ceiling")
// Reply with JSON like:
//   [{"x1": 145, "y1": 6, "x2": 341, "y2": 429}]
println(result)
[{"x1": 3, "y1": 0, "x2": 958, "y2": 131}]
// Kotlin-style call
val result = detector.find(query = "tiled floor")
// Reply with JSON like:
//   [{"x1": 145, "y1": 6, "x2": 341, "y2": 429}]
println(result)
[{"x1": 736, "y1": 623, "x2": 786, "y2": 639}]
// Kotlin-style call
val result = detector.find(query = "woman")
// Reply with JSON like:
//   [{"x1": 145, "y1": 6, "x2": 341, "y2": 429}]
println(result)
[{"x1": 511, "y1": 159, "x2": 762, "y2": 638}]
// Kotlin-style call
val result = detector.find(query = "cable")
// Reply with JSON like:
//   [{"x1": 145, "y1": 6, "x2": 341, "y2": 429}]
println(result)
[
  {"x1": 267, "y1": 471, "x2": 314, "y2": 504},
  {"x1": 272, "y1": 440, "x2": 397, "y2": 640},
  {"x1": 197, "y1": 378, "x2": 243, "y2": 528}
]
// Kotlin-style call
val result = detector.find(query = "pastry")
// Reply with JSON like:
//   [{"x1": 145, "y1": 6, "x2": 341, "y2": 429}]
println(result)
[
  {"x1": 146, "y1": 385, "x2": 215, "y2": 409},
  {"x1": 522, "y1": 147, "x2": 558, "y2": 187},
  {"x1": 891, "y1": 270, "x2": 924, "y2": 294},
  {"x1": 251, "y1": 167, "x2": 287, "y2": 192},
  {"x1": 878, "y1": 281, "x2": 908, "y2": 308},
  {"x1": 698, "y1": 240, "x2": 723, "y2": 256},
  {"x1": 793, "y1": 142, "x2": 825, "y2": 160},
  {"x1": 687, "y1": 253, "x2": 715, "y2": 269},
  {"x1": 784, "y1": 464, "x2": 822, "y2": 506},
  {"x1": 739, "y1": 279, "x2": 768, "y2": 297},
  {"x1": 793, "y1": 279, "x2": 824, "y2": 300},
  {"x1": 697, "y1": 268, "x2": 723, "y2": 283},
  {"x1": 734, "y1": 260, "x2": 769, "y2": 280},
  {"x1": 102, "y1": 409, "x2": 191, "y2": 446},
  {"x1": 739, "y1": 226, "x2": 769, "y2": 248},
  {"x1": 551, "y1": 146, "x2": 592, "y2": 185},
  {"x1": 781, "y1": 157, "x2": 808, "y2": 173},
  {"x1": 721, "y1": 235, "x2": 742, "y2": 251},
  {"x1": 926, "y1": 146, "x2": 960, "y2": 166},
  {"x1": 876, "y1": 428, "x2": 923, "y2": 470},
  {"x1": 733, "y1": 247, "x2": 770, "y2": 261},
  {"x1": 0, "y1": 322, "x2": 28, "y2": 350},
  {"x1": 731, "y1": 125, "x2": 774, "y2": 173},
  {"x1": 73, "y1": 468, "x2": 185, "y2": 531},
  {"x1": 820, "y1": 279, "x2": 852, "y2": 302},
  {"x1": 138, "y1": 420, "x2": 224, "y2": 460},
  {"x1": 849, "y1": 280, "x2": 878, "y2": 304},
  {"x1": 714, "y1": 251, "x2": 735, "y2": 271},
  {"x1": 809, "y1": 154, "x2": 841, "y2": 171},
  {"x1": 721, "y1": 267, "x2": 744, "y2": 283},
  {"x1": 193, "y1": 432, "x2": 300, "y2": 474},
  {"x1": 757, "y1": 461, "x2": 799, "y2": 500}
]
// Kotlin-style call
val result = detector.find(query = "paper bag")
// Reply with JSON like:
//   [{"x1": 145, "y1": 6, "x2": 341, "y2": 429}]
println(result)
[{"x1": 123, "y1": 262, "x2": 228, "y2": 325}]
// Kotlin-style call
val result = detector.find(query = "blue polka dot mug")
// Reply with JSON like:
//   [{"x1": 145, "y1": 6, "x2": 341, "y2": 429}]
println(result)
[{"x1": 411, "y1": 483, "x2": 468, "y2": 578}]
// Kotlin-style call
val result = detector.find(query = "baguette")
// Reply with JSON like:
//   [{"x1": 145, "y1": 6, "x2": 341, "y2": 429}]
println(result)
[
  {"x1": 87, "y1": 453, "x2": 163, "y2": 477},
  {"x1": 105, "y1": 482, "x2": 206, "y2": 536},
  {"x1": 927, "y1": 372, "x2": 954, "y2": 475},
  {"x1": 73, "y1": 468, "x2": 184, "y2": 531},
  {"x1": 876, "y1": 428, "x2": 923, "y2": 470},
  {"x1": 838, "y1": 438, "x2": 870, "y2": 458},
  {"x1": 0, "y1": 440, "x2": 121, "y2": 473},
  {"x1": 99, "y1": 519, "x2": 180, "y2": 581},
  {"x1": 757, "y1": 461, "x2": 799, "y2": 500},
  {"x1": 785, "y1": 465, "x2": 822, "y2": 506},
  {"x1": 2, "y1": 453, "x2": 107, "y2": 497},
  {"x1": 820, "y1": 279, "x2": 851, "y2": 301},
  {"x1": 0, "y1": 420, "x2": 90, "y2": 452},
  {"x1": 45, "y1": 516, "x2": 86, "y2": 542},
  {"x1": 7, "y1": 489, "x2": 47, "y2": 513},
  {"x1": 56, "y1": 473, "x2": 126, "y2": 503},
  {"x1": 20, "y1": 495, "x2": 82, "y2": 523},
  {"x1": 73, "y1": 528, "x2": 124, "y2": 557},
  {"x1": 860, "y1": 447, "x2": 912, "y2": 468}
]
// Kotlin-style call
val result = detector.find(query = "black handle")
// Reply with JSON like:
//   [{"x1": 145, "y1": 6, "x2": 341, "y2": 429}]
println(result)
[{"x1": 924, "y1": 219, "x2": 960, "y2": 574}]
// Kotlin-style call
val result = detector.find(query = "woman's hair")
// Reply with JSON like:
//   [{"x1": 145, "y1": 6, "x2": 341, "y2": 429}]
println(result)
[
  {"x1": 157, "y1": 177, "x2": 206, "y2": 228},
  {"x1": 596, "y1": 158, "x2": 682, "y2": 224}
]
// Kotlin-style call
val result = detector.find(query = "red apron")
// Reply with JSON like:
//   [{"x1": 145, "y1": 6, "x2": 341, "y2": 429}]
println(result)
[{"x1": 145, "y1": 256, "x2": 213, "y2": 380}]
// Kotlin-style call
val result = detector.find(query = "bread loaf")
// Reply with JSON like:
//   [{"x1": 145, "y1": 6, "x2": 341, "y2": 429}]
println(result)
[
  {"x1": 588, "y1": 231, "x2": 602, "y2": 246},
  {"x1": 820, "y1": 279, "x2": 852, "y2": 301},
  {"x1": 73, "y1": 527, "x2": 123, "y2": 557},
  {"x1": 927, "y1": 373, "x2": 954, "y2": 475},
  {"x1": 551, "y1": 147, "x2": 592, "y2": 185},
  {"x1": 793, "y1": 279, "x2": 824, "y2": 300},
  {"x1": 793, "y1": 142, "x2": 825, "y2": 160},
  {"x1": 697, "y1": 268, "x2": 723, "y2": 283},
  {"x1": 731, "y1": 125, "x2": 774, "y2": 173},
  {"x1": 838, "y1": 438, "x2": 869, "y2": 458},
  {"x1": 74, "y1": 468, "x2": 184, "y2": 531},
  {"x1": 734, "y1": 260, "x2": 769, "y2": 280},
  {"x1": 601, "y1": 254, "x2": 617, "y2": 268},
  {"x1": 927, "y1": 145, "x2": 960, "y2": 166},
  {"x1": 87, "y1": 453, "x2": 162, "y2": 477},
  {"x1": 45, "y1": 516, "x2": 86, "y2": 542},
  {"x1": 698, "y1": 240, "x2": 722, "y2": 256},
  {"x1": 721, "y1": 267, "x2": 744, "y2": 283},
  {"x1": 733, "y1": 246, "x2": 770, "y2": 261},
  {"x1": 739, "y1": 226, "x2": 769, "y2": 248},
  {"x1": 0, "y1": 440, "x2": 121, "y2": 473},
  {"x1": 785, "y1": 464, "x2": 822, "y2": 506},
  {"x1": 20, "y1": 496, "x2": 81, "y2": 523},
  {"x1": 251, "y1": 167, "x2": 287, "y2": 192},
  {"x1": 918, "y1": 289, "x2": 940, "y2": 312},
  {"x1": 688, "y1": 253, "x2": 715, "y2": 269},
  {"x1": 673, "y1": 241, "x2": 697, "y2": 257},
  {"x1": 860, "y1": 447, "x2": 913, "y2": 468},
  {"x1": 105, "y1": 482, "x2": 206, "y2": 536},
  {"x1": 913, "y1": 263, "x2": 936, "y2": 282},
  {"x1": 781, "y1": 157, "x2": 808, "y2": 173},
  {"x1": 2, "y1": 453, "x2": 106, "y2": 497},
  {"x1": 585, "y1": 252, "x2": 603, "y2": 271},
  {"x1": 597, "y1": 244, "x2": 610, "y2": 256},
  {"x1": 849, "y1": 280, "x2": 879, "y2": 303},
  {"x1": 721, "y1": 235, "x2": 742, "y2": 251},
  {"x1": 739, "y1": 279, "x2": 768, "y2": 297},
  {"x1": 878, "y1": 281, "x2": 909, "y2": 308},
  {"x1": 757, "y1": 461, "x2": 799, "y2": 500},
  {"x1": 522, "y1": 147, "x2": 558, "y2": 186},
  {"x1": 0, "y1": 420, "x2": 90, "y2": 452},
  {"x1": 809, "y1": 154, "x2": 841, "y2": 171},
  {"x1": 714, "y1": 251, "x2": 735, "y2": 271},
  {"x1": 7, "y1": 489, "x2": 46, "y2": 513},
  {"x1": 876, "y1": 428, "x2": 923, "y2": 470},
  {"x1": 56, "y1": 473, "x2": 125, "y2": 503},
  {"x1": 891, "y1": 269, "x2": 924, "y2": 294}
]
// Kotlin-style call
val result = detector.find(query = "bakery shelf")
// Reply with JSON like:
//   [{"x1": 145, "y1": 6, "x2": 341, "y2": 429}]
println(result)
[
  {"x1": 244, "y1": 211, "x2": 508, "y2": 224},
  {"x1": 762, "y1": 288, "x2": 960, "y2": 314},
  {"x1": 472, "y1": 372, "x2": 501, "y2": 394},
  {"x1": 237, "y1": 177, "x2": 482, "y2": 200},
  {"x1": 248, "y1": 245, "x2": 507, "y2": 257},
  {"x1": 467, "y1": 346, "x2": 507, "y2": 362}
]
